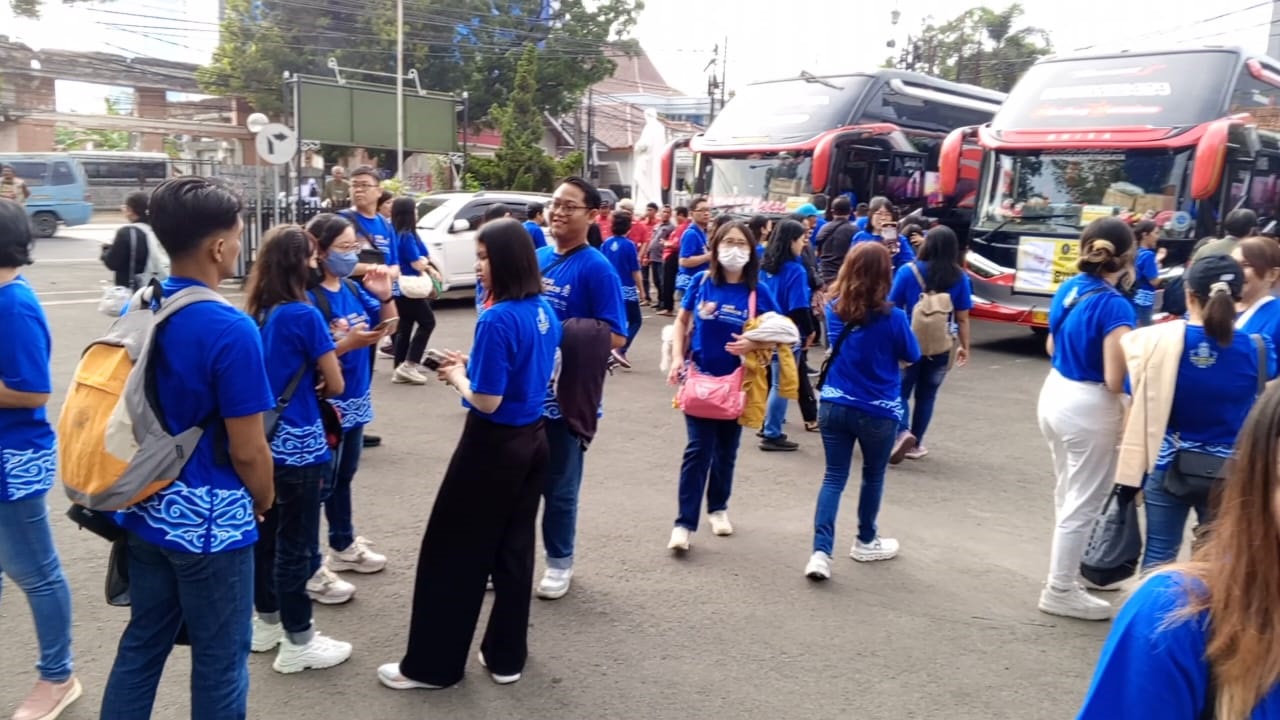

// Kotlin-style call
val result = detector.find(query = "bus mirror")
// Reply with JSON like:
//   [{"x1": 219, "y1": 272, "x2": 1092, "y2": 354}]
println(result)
[
  {"x1": 1191, "y1": 118, "x2": 1233, "y2": 201},
  {"x1": 939, "y1": 127, "x2": 966, "y2": 197}
]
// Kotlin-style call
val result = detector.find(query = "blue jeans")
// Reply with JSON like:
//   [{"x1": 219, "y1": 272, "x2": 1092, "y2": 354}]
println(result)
[
  {"x1": 255, "y1": 464, "x2": 324, "y2": 642},
  {"x1": 542, "y1": 418, "x2": 585, "y2": 569},
  {"x1": 813, "y1": 402, "x2": 897, "y2": 554},
  {"x1": 0, "y1": 495, "x2": 73, "y2": 682},
  {"x1": 676, "y1": 415, "x2": 742, "y2": 531},
  {"x1": 101, "y1": 535, "x2": 253, "y2": 720},
  {"x1": 763, "y1": 352, "x2": 794, "y2": 439},
  {"x1": 1141, "y1": 469, "x2": 1210, "y2": 570},
  {"x1": 899, "y1": 352, "x2": 951, "y2": 443},
  {"x1": 323, "y1": 425, "x2": 363, "y2": 554},
  {"x1": 623, "y1": 300, "x2": 642, "y2": 354}
]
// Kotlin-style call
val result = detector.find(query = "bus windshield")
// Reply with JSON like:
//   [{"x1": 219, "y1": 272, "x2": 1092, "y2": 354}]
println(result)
[
  {"x1": 702, "y1": 152, "x2": 814, "y2": 214},
  {"x1": 701, "y1": 76, "x2": 870, "y2": 146},
  {"x1": 993, "y1": 51, "x2": 1237, "y2": 131},
  {"x1": 976, "y1": 148, "x2": 1193, "y2": 232}
]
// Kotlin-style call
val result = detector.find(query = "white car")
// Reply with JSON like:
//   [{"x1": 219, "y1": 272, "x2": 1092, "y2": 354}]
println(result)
[{"x1": 415, "y1": 190, "x2": 552, "y2": 291}]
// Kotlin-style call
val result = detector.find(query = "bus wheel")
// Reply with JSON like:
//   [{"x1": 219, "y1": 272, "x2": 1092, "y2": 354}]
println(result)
[{"x1": 31, "y1": 212, "x2": 58, "y2": 239}]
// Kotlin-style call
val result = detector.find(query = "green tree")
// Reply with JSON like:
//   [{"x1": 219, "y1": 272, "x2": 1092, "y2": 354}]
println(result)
[
  {"x1": 884, "y1": 3, "x2": 1051, "y2": 93},
  {"x1": 9, "y1": 0, "x2": 98, "y2": 19},
  {"x1": 199, "y1": 0, "x2": 641, "y2": 121},
  {"x1": 53, "y1": 97, "x2": 132, "y2": 151}
]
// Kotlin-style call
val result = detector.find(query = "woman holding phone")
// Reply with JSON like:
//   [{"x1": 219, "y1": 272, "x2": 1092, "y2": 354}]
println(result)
[
  {"x1": 303, "y1": 213, "x2": 397, "y2": 605},
  {"x1": 379, "y1": 218, "x2": 561, "y2": 691},
  {"x1": 852, "y1": 197, "x2": 915, "y2": 271}
]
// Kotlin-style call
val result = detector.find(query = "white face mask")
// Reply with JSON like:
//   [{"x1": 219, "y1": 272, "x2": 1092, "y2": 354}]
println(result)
[{"x1": 718, "y1": 246, "x2": 750, "y2": 272}]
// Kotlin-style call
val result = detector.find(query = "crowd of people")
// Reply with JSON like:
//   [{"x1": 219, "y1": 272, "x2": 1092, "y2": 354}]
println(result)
[{"x1": 7, "y1": 167, "x2": 1280, "y2": 718}]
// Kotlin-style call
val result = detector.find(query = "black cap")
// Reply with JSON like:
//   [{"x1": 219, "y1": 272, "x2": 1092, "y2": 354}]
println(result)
[{"x1": 1185, "y1": 253, "x2": 1244, "y2": 299}]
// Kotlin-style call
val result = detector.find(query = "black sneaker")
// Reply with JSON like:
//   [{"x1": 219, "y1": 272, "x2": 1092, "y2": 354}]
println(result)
[
  {"x1": 759, "y1": 437, "x2": 799, "y2": 452},
  {"x1": 362, "y1": 433, "x2": 383, "y2": 449},
  {"x1": 756, "y1": 431, "x2": 788, "y2": 440}
]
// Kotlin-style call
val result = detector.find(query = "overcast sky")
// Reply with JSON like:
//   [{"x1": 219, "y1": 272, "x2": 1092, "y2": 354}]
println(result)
[{"x1": 2, "y1": 0, "x2": 1277, "y2": 108}]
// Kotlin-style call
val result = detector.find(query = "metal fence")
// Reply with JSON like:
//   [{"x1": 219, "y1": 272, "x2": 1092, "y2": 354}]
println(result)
[{"x1": 211, "y1": 164, "x2": 328, "y2": 280}]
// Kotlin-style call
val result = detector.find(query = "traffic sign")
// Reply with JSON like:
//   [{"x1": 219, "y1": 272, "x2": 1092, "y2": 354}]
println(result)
[{"x1": 255, "y1": 123, "x2": 298, "y2": 165}]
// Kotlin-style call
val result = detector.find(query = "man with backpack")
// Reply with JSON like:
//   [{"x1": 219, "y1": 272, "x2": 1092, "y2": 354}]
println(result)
[
  {"x1": 817, "y1": 197, "x2": 859, "y2": 287},
  {"x1": 95, "y1": 177, "x2": 275, "y2": 719}
]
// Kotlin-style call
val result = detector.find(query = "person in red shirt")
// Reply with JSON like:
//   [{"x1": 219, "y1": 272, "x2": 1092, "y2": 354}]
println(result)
[{"x1": 658, "y1": 206, "x2": 689, "y2": 315}]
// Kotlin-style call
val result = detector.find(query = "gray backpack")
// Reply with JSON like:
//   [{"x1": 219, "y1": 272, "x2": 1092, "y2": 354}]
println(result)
[{"x1": 60, "y1": 282, "x2": 231, "y2": 511}]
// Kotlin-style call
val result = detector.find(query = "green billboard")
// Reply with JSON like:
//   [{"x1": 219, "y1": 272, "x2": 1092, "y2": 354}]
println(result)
[{"x1": 294, "y1": 77, "x2": 457, "y2": 154}]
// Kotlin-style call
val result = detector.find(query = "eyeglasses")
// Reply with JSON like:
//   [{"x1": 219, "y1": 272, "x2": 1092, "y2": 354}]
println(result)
[
  {"x1": 351, "y1": 183, "x2": 378, "y2": 191},
  {"x1": 549, "y1": 201, "x2": 590, "y2": 214}
]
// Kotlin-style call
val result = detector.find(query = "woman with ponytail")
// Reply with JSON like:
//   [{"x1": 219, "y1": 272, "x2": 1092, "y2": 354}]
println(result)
[
  {"x1": 1132, "y1": 255, "x2": 1277, "y2": 570},
  {"x1": 1036, "y1": 217, "x2": 1136, "y2": 621}
]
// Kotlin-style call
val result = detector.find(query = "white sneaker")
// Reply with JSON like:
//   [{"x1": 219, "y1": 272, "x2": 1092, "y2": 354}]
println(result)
[
  {"x1": 273, "y1": 633, "x2": 353, "y2": 674},
  {"x1": 904, "y1": 445, "x2": 929, "y2": 460},
  {"x1": 667, "y1": 526, "x2": 691, "y2": 552},
  {"x1": 307, "y1": 566, "x2": 356, "y2": 605},
  {"x1": 1038, "y1": 584, "x2": 1113, "y2": 621},
  {"x1": 535, "y1": 567, "x2": 573, "y2": 600},
  {"x1": 478, "y1": 651, "x2": 522, "y2": 685},
  {"x1": 392, "y1": 362, "x2": 427, "y2": 385},
  {"x1": 851, "y1": 537, "x2": 900, "y2": 562},
  {"x1": 707, "y1": 511, "x2": 733, "y2": 536},
  {"x1": 251, "y1": 616, "x2": 284, "y2": 653},
  {"x1": 377, "y1": 663, "x2": 445, "y2": 691},
  {"x1": 328, "y1": 536, "x2": 387, "y2": 574},
  {"x1": 804, "y1": 552, "x2": 832, "y2": 581}
]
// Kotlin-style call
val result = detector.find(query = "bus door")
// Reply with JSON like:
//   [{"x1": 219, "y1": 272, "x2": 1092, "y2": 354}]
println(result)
[
  {"x1": 885, "y1": 150, "x2": 928, "y2": 211},
  {"x1": 830, "y1": 143, "x2": 883, "y2": 204}
]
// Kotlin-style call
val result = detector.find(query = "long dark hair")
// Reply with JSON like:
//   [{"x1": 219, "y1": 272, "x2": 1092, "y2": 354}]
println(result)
[
  {"x1": 762, "y1": 219, "x2": 806, "y2": 275},
  {"x1": 707, "y1": 220, "x2": 760, "y2": 290},
  {"x1": 480, "y1": 219, "x2": 543, "y2": 302},
  {"x1": 748, "y1": 214, "x2": 770, "y2": 244},
  {"x1": 919, "y1": 225, "x2": 963, "y2": 291},
  {"x1": 828, "y1": 242, "x2": 893, "y2": 326},
  {"x1": 244, "y1": 224, "x2": 313, "y2": 319},
  {"x1": 390, "y1": 196, "x2": 417, "y2": 234}
]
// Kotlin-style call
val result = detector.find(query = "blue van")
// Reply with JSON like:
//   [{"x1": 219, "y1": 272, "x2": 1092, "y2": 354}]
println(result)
[{"x1": 0, "y1": 153, "x2": 94, "y2": 238}]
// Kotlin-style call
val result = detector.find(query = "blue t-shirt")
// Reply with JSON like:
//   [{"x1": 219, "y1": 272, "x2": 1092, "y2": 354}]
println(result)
[
  {"x1": 1134, "y1": 248, "x2": 1160, "y2": 308},
  {"x1": 821, "y1": 303, "x2": 921, "y2": 422},
  {"x1": 676, "y1": 223, "x2": 709, "y2": 290},
  {"x1": 537, "y1": 243, "x2": 626, "y2": 418},
  {"x1": 523, "y1": 220, "x2": 548, "y2": 249},
  {"x1": 307, "y1": 281, "x2": 381, "y2": 429},
  {"x1": 1079, "y1": 571, "x2": 1280, "y2": 719},
  {"x1": 467, "y1": 296, "x2": 562, "y2": 426},
  {"x1": 1153, "y1": 326, "x2": 1277, "y2": 471},
  {"x1": 760, "y1": 258, "x2": 811, "y2": 315},
  {"x1": 0, "y1": 277, "x2": 56, "y2": 503},
  {"x1": 344, "y1": 210, "x2": 399, "y2": 294},
  {"x1": 680, "y1": 271, "x2": 780, "y2": 377},
  {"x1": 602, "y1": 235, "x2": 641, "y2": 303},
  {"x1": 889, "y1": 261, "x2": 974, "y2": 338},
  {"x1": 119, "y1": 277, "x2": 274, "y2": 554},
  {"x1": 260, "y1": 302, "x2": 336, "y2": 467},
  {"x1": 1240, "y1": 296, "x2": 1280, "y2": 350},
  {"x1": 1048, "y1": 275, "x2": 1136, "y2": 384},
  {"x1": 396, "y1": 229, "x2": 427, "y2": 277},
  {"x1": 852, "y1": 230, "x2": 916, "y2": 269}
]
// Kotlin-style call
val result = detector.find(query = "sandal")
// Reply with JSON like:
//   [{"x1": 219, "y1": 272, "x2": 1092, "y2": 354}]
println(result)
[{"x1": 805, "y1": 421, "x2": 820, "y2": 432}]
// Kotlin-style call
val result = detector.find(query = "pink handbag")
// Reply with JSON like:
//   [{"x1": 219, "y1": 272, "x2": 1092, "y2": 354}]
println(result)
[{"x1": 676, "y1": 287, "x2": 755, "y2": 420}]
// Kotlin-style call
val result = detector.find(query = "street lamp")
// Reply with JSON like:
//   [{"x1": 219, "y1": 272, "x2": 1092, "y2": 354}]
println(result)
[{"x1": 246, "y1": 112, "x2": 269, "y2": 134}]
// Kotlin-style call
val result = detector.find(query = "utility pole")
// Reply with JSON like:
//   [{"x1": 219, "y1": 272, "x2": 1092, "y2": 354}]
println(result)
[
  {"x1": 585, "y1": 87, "x2": 595, "y2": 181},
  {"x1": 1270, "y1": 0, "x2": 1280, "y2": 61},
  {"x1": 705, "y1": 44, "x2": 721, "y2": 123},
  {"x1": 719, "y1": 36, "x2": 728, "y2": 113},
  {"x1": 395, "y1": 0, "x2": 404, "y2": 179}
]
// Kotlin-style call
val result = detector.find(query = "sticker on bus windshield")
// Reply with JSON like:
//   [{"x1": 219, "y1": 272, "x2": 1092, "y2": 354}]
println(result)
[{"x1": 1014, "y1": 237, "x2": 1080, "y2": 296}]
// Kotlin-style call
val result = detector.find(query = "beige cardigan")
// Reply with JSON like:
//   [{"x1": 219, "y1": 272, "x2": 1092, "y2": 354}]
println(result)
[{"x1": 1114, "y1": 320, "x2": 1186, "y2": 488}]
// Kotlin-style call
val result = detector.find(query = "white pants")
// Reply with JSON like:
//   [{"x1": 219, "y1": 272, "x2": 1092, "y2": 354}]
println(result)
[{"x1": 1036, "y1": 369, "x2": 1125, "y2": 590}]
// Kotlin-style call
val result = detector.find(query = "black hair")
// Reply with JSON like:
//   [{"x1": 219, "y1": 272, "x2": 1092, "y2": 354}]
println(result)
[
  {"x1": 1224, "y1": 208, "x2": 1259, "y2": 238},
  {"x1": 708, "y1": 220, "x2": 760, "y2": 290},
  {"x1": 484, "y1": 203, "x2": 512, "y2": 224},
  {"x1": 919, "y1": 225, "x2": 963, "y2": 292},
  {"x1": 124, "y1": 191, "x2": 150, "y2": 223},
  {"x1": 588, "y1": 223, "x2": 603, "y2": 248},
  {"x1": 559, "y1": 176, "x2": 602, "y2": 211},
  {"x1": 711, "y1": 213, "x2": 733, "y2": 233},
  {"x1": 479, "y1": 218, "x2": 543, "y2": 302},
  {"x1": 856, "y1": 202, "x2": 869, "y2": 215},
  {"x1": 1077, "y1": 217, "x2": 1136, "y2": 276},
  {"x1": 148, "y1": 176, "x2": 242, "y2": 258},
  {"x1": 811, "y1": 193, "x2": 829, "y2": 211},
  {"x1": 762, "y1": 219, "x2": 807, "y2": 275},
  {"x1": 901, "y1": 222, "x2": 925, "y2": 240},
  {"x1": 305, "y1": 213, "x2": 354, "y2": 252},
  {"x1": 646, "y1": 202, "x2": 659, "y2": 211},
  {"x1": 0, "y1": 199, "x2": 34, "y2": 267},
  {"x1": 675, "y1": 206, "x2": 689, "y2": 219},
  {"x1": 527, "y1": 202, "x2": 544, "y2": 219},
  {"x1": 1132, "y1": 219, "x2": 1157, "y2": 241},
  {"x1": 377, "y1": 190, "x2": 394, "y2": 208},
  {"x1": 244, "y1": 224, "x2": 312, "y2": 319},
  {"x1": 1187, "y1": 255, "x2": 1246, "y2": 347},
  {"x1": 747, "y1": 214, "x2": 770, "y2": 244},
  {"x1": 390, "y1": 196, "x2": 417, "y2": 234},
  {"x1": 689, "y1": 196, "x2": 709, "y2": 212},
  {"x1": 831, "y1": 196, "x2": 852, "y2": 216},
  {"x1": 350, "y1": 165, "x2": 379, "y2": 182},
  {"x1": 611, "y1": 210, "x2": 633, "y2": 237}
]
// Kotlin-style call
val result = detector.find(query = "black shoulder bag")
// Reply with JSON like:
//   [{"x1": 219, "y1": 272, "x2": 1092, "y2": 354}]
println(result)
[
  {"x1": 816, "y1": 321, "x2": 856, "y2": 392},
  {"x1": 1163, "y1": 333, "x2": 1267, "y2": 506},
  {"x1": 338, "y1": 209, "x2": 388, "y2": 267}
]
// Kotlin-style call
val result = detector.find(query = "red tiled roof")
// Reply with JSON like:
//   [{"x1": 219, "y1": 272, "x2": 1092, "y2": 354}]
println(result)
[{"x1": 592, "y1": 46, "x2": 681, "y2": 98}]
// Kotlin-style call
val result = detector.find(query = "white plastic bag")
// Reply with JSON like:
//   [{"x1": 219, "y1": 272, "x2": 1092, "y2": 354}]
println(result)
[{"x1": 98, "y1": 285, "x2": 131, "y2": 318}]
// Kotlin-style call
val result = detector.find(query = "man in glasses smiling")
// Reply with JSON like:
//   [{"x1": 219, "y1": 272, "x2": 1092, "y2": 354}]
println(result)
[{"x1": 533, "y1": 177, "x2": 627, "y2": 601}]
